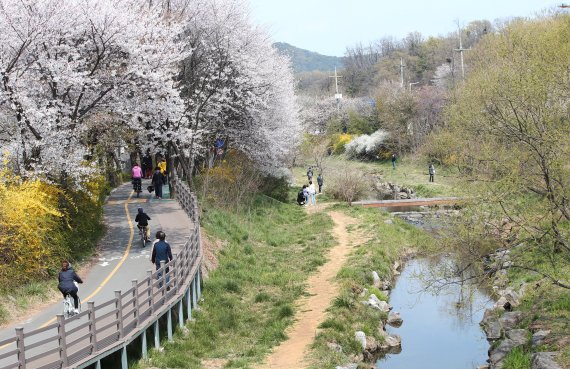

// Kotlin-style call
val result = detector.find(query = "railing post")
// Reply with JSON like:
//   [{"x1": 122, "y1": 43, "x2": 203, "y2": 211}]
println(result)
[
  {"x1": 160, "y1": 260, "x2": 166, "y2": 299},
  {"x1": 115, "y1": 291, "x2": 124, "y2": 338},
  {"x1": 154, "y1": 320, "x2": 160, "y2": 349},
  {"x1": 56, "y1": 315, "x2": 68, "y2": 367},
  {"x1": 178, "y1": 300, "x2": 184, "y2": 328},
  {"x1": 121, "y1": 346, "x2": 128, "y2": 369},
  {"x1": 197, "y1": 270, "x2": 202, "y2": 300},
  {"x1": 132, "y1": 279, "x2": 140, "y2": 327},
  {"x1": 147, "y1": 270, "x2": 154, "y2": 315},
  {"x1": 186, "y1": 288, "x2": 192, "y2": 321},
  {"x1": 15, "y1": 327, "x2": 26, "y2": 369},
  {"x1": 88, "y1": 301, "x2": 98, "y2": 353},
  {"x1": 141, "y1": 329, "x2": 148, "y2": 359},
  {"x1": 171, "y1": 254, "x2": 177, "y2": 293},
  {"x1": 167, "y1": 309, "x2": 173, "y2": 342},
  {"x1": 192, "y1": 275, "x2": 197, "y2": 308}
]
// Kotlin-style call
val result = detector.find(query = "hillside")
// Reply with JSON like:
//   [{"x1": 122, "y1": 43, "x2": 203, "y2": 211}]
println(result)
[{"x1": 274, "y1": 42, "x2": 343, "y2": 73}]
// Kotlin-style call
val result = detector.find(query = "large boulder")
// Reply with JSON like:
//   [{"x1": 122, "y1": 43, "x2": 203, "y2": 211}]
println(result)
[
  {"x1": 531, "y1": 352, "x2": 563, "y2": 369},
  {"x1": 506, "y1": 329, "x2": 529, "y2": 346},
  {"x1": 355, "y1": 331, "x2": 367, "y2": 350},
  {"x1": 387, "y1": 312, "x2": 403, "y2": 327},
  {"x1": 489, "y1": 339, "x2": 521, "y2": 367},
  {"x1": 532, "y1": 330, "x2": 551, "y2": 347},
  {"x1": 372, "y1": 271, "x2": 381, "y2": 288},
  {"x1": 483, "y1": 319, "x2": 503, "y2": 340},
  {"x1": 499, "y1": 311, "x2": 523, "y2": 330},
  {"x1": 362, "y1": 294, "x2": 392, "y2": 312},
  {"x1": 384, "y1": 334, "x2": 402, "y2": 348},
  {"x1": 365, "y1": 335, "x2": 378, "y2": 352}
]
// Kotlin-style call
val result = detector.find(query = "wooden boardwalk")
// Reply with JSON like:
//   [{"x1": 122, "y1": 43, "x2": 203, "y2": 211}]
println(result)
[{"x1": 353, "y1": 197, "x2": 462, "y2": 208}]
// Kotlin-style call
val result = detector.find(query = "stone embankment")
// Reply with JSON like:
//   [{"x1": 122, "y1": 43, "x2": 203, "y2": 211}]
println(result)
[
  {"x1": 479, "y1": 249, "x2": 563, "y2": 369},
  {"x1": 335, "y1": 262, "x2": 408, "y2": 369}
]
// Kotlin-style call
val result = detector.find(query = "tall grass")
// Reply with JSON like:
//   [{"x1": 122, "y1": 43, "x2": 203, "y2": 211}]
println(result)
[{"x1": 137, "y1": 196, "x2": 334, "y2": 369}]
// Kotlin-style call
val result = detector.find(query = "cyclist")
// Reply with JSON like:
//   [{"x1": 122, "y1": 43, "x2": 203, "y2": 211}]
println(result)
[
  {"x1": 132, "y1": 163, "x2": 143, "y2": 194},
  {"x1": 135, "y1": 207, "x2": 151, "y2": 244},
  {"x1": 58, "y1": 260, "x2": 83, "y2": 313}
]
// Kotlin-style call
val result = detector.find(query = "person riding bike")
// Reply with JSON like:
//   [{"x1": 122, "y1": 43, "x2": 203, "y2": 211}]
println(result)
[
  {"x1": 135, "y1": 207, "x2": 151, "y2": 244},
  {"x1": 58, "y1": 260, "x2": 83, "y2": 313},
  {"x1": 132, "y1": 163, "x2": 143, "y2": 194}
]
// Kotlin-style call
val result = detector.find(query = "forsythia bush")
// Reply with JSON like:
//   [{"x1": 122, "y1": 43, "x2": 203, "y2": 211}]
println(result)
[
  {"x1": 0, "y1": 164, "x2": 107, "y2": 287},
  {"x1": 0, "y1": 168, "x2": 64, "y2": 285},
  {"x1": 200, "y1": 151, "x2": 261, "y2": 209},
  {"x1": 330, "y1": 133, "x2": 353, "y2": 155}
]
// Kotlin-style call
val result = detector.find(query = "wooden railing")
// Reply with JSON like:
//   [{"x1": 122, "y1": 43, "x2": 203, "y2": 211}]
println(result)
[{"x1": 0, "y1": 175, "x2": 202, "y2": 369}]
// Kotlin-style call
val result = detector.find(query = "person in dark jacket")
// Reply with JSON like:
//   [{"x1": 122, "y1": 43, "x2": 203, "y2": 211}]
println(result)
[
  {"x1": 296, "y1": 188, "x2": 306, "y2": 206},
  {"x1": 317, "y1": 174, "x2": 324, "y2": 193},
  {"x1": 58, "y1": 260, "x2": 83, "y2": 310},
  {"x1": 151, "y1": 231, "x2": 173, "y2": 287},
  {"x1": 135, "y1": 207, "x2": 151, "y2": 244},
  {"x1": 152, "y1": 167, "x2": 164, "y2": 199}
]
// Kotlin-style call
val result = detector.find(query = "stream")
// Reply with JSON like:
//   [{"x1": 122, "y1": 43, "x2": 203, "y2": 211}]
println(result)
[{"x1": 376, "y1": 209, "x2": 493, "y2": 369}]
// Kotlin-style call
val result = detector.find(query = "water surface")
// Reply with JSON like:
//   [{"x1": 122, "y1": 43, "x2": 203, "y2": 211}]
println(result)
[{"x1": 376, "y1": 258, "x2": 491, "y2": 369}]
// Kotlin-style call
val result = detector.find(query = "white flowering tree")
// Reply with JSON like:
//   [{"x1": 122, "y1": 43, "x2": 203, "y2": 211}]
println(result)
[
  {"x1": 0, "y1": 0, "x2": 300, "y2": 186},
  {"x1": 0, "y1": 0, "x2": 189, "y2": 181}
]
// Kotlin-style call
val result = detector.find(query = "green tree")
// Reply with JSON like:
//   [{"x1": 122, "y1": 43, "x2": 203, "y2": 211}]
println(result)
[{"x1": 442, "y1": 15, "x2": 570, "y2": 288}]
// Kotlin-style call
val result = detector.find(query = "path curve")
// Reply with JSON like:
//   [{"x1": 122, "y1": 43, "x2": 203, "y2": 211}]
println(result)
[
  {"x1": 259, "y1": 211, "x2": 365, "y2": 369},
  {"x1": 0, "y1": 180, "x2": 192, "y2": 347}
]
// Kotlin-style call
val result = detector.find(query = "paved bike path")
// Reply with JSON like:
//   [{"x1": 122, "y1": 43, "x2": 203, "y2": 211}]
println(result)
[{"x1": 0, "y1": 180, "x2": 192, "y2": 342}]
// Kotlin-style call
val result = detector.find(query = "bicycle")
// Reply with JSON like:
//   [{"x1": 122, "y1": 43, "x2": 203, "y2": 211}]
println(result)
[
  {"x1": 139, "y1": 225, "x2": 149, "y2": 247},
  {"x1": 63, "y1": 293, "x2": 81, "y2": 319},
  {"x1": 133, "y1": 177, "x2": 142, "y2": 198}
]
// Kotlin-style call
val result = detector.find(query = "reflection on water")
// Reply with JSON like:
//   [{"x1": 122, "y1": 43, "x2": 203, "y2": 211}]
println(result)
[{"x1": 376, "y1": 258, "x2": 492, "y2": 369}]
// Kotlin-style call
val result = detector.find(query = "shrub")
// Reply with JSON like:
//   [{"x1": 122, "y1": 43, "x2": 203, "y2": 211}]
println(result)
[
  {"x1": 345, "y1": 130, "x2": 389, "y2": 159},
  {"x1": 328, "y1": 168, "x2": 369, "y2": 205},
  {"x1": 329, "y1": 133, "x2": 353, "y2": 155},
  {"x1": 0, "y1": 165, "x2": 106, "y2": 287}
]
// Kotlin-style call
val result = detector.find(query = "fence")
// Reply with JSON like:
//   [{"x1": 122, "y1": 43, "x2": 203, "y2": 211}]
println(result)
[{"x1": 0, "y1": 175, "x2": 202, "y2": 369}]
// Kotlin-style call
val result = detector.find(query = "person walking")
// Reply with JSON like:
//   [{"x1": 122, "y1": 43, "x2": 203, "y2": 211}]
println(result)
[
  {"x1": 317, "y1": 174, "x2": 324, "y2": 194},
  {"x1": 391, "y1": 153, "x2": 397, "y2": 169},
  {"x1": 307, "y1": 166, "x2": 313, "y2": 181},
  {"x1": 159, "y1": 158, "x2": 167, "y2": 184},
  {"x1": 152, "y1": 166, "x2": 164, "y2": 199},
  {"x1": 142, "y1": 153, "x2": 153, "y2": 179},
  {"x1": 308, "y1": 181, "x2": 317, "y2": 206},
  {"x1": 151, "y1": 231, "x2": 173, "y2": 288},
  {"x1": 429, "y1": 164, "x2": 436, "y2": 183}
]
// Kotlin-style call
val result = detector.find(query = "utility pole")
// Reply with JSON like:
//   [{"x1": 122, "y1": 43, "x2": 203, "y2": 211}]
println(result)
[
  {"x1": 400, "y1": 57, "x2": 406, "y2": 88},
  {"x1": 329, "y1": 67, "x2": 343, "y2": 110},
  {"x1": 454, "y1": 25, "x2": 470, "y2": 79}
]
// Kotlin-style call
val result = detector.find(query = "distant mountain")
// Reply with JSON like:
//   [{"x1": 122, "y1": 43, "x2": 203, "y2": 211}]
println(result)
[{"x1": 274, "y1": 42, "x2": 343, "y2": 73}]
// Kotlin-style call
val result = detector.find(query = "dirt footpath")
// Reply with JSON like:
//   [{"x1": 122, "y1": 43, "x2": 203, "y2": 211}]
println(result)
[{"x1": 258, "y1": 211, "x2": 365, "y2": 369}]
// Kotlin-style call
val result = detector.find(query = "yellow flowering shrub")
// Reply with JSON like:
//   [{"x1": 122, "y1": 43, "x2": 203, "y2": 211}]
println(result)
[
  {"x1": 0, "y1": 168, "x2": 64, "y2": 285},
  {"x1": 330, "y1": 133, "x2": 353, "y2": 154}
]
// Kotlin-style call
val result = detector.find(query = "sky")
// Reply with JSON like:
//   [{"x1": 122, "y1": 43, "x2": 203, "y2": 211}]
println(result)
[{"x1": 247, "y1": 0, "x2": 556, "y2": 56}]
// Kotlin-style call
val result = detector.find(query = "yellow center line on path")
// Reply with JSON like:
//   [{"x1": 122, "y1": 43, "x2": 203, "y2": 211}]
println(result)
[{"x1": 38, "y1": 191, "x2": 136, "y2": 328}]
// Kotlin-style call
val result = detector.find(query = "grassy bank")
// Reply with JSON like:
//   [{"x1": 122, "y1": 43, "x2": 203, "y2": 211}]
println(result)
[
  {"x1": 292, "y1": 155, "x2": 460, "y2": 199},
  {"x1": 307, "y1": 205, "x2": 434, "y2": 368},
  {"x1": 136, "y1": 196, "x2": 334, "y2": 369}
]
